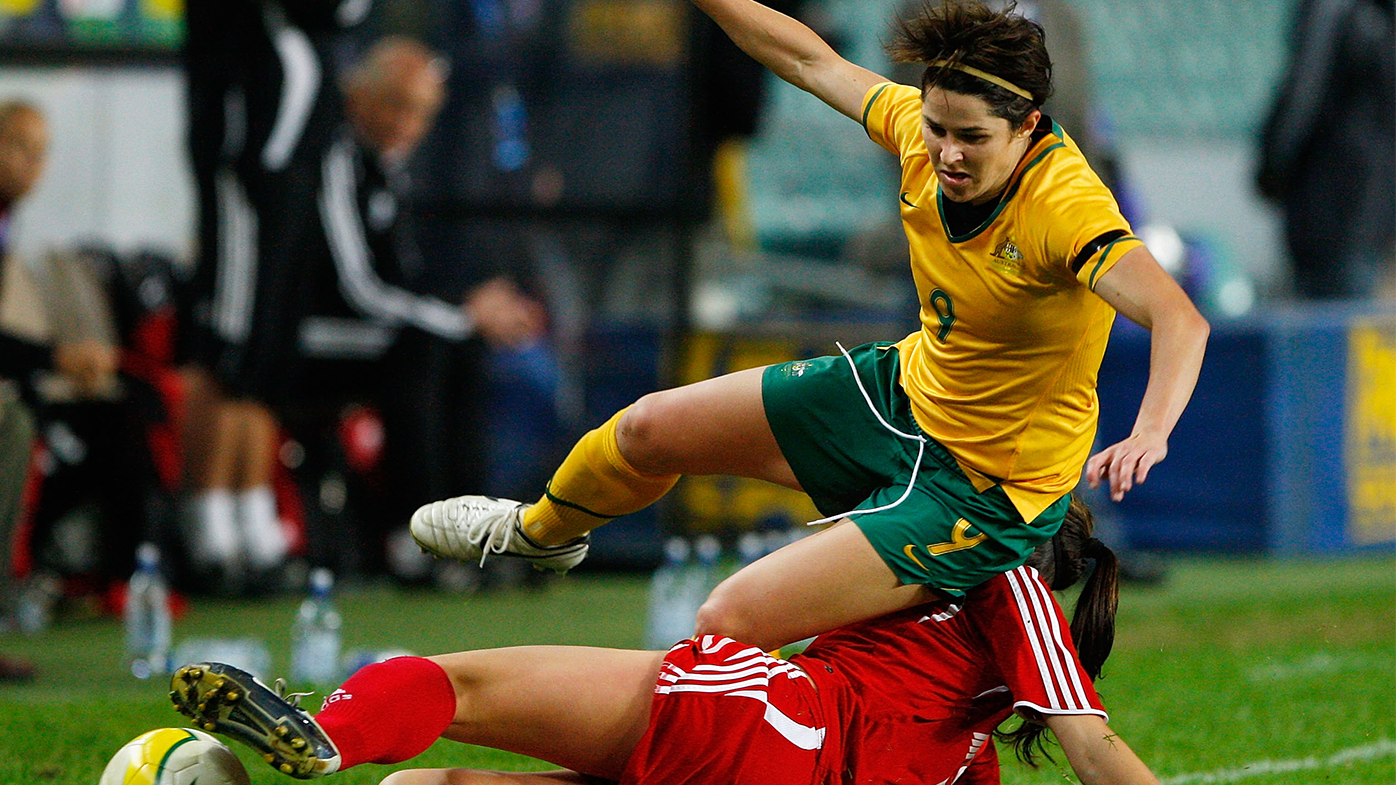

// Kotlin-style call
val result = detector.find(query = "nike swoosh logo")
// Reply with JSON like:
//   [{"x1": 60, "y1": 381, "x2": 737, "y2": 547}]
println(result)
[{"x1": 900, "y1": 192, "x2": 919, "y2": 209}]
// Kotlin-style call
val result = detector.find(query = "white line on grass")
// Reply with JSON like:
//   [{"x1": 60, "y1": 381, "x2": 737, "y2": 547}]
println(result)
[
  {"x1": 1244, "y1": 651, "x2": 1376, "y2": 682},
  {"x1": 1160, "y1": 739, "x2": 1396, "y2": 784}
]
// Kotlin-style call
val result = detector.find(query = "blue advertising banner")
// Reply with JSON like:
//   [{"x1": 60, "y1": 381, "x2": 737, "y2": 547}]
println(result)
[{"x1": 1100, "y1": 305, "x2": 1395, "y2": 554}]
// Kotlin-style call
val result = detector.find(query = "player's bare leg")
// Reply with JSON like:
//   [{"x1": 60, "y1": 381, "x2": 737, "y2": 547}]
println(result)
[
  {"x1": 696, "y1": 518, "x2": 938, "y2": 651},
  {"x1": 412, "y1": 367, "x2": 797, "y2": 569},
  {"x1": 178, "y1": 367, "x2": 220, "y2": 491},
  {"x1": 171, "y1": 648, "x2": 657, "y2": 781},
  {"x1": 231, "y1": 399, "x2": 287, "y2": 570},
  {"x1": 234, "y1": 399, "x2": 279, "y2": 489},
  {"x1": 181, "y1": 373, "x2": 245, "y2": 575},
  {"x1": 616, "y1": 366, "x2": 798, "y2": 486},
  {"x1": 428, "y1": 647, "x2": 664, "y2": 781}
]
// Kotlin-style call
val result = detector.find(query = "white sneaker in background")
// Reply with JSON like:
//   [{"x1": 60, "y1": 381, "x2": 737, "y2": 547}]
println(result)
[
  {"x1": 237, "y1": 485, "x2": 288, "y2": 570},
  {"x1": 187, "y1": 489, "x2": 240, "y2": 569}
]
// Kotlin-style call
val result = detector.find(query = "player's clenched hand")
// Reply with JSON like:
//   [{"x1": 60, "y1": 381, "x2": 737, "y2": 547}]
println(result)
[{"x1": 1085, "y1": 431, "x2": 1168, "y2": 502}]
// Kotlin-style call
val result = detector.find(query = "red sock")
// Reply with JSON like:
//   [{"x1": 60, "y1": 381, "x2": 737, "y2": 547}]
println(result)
[{"x1": 313, "y1": 656, "x2": 456, "y2": 769}]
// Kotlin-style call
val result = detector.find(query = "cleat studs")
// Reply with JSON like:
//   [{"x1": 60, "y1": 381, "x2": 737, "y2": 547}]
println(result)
[
  {"x1": 274, "y1": 726, "x2": 289, "y2": 737},
  {"x1": 290, "y1": 738, "x2": 306, "y2": 749},
  {"x1": 203, "y1": 722, "x2": 216, "y2": 731},
  {"x1": 224, "y1": 690, "x2": 240, "y2": 702},
  {"x1": 280, "y1": 763, "x2": 293, "y2": 774},
  {"x1": 213, "y1": 678, "x2": 226, "y2": 689},
  {"x1": 189, "y1": 668, "x2": 203, "y2": 679},
  {"x1": 264, "y1": 754, "x2": 275, "y2": 764}
]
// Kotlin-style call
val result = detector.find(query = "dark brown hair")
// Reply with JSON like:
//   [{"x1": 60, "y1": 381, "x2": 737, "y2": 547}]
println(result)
[
  {"x1": 886, "y1": 0, "x2": 1053, "y2": 126},
  {"x1": 999, "y1": 493, "x2": 1121, "y2": 766}
]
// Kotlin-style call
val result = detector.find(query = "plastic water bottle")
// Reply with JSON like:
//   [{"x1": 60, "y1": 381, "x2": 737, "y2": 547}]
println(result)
[
  {"x1": 290, "y1": 568, "x2": 342, "y2": 685},
  {"x1": 125, "y1": 542, "x2": 172, "y2": 679},
  {"x1": 736, "y1": 531, "x2": 766, "y2": 570},
  {"x1": 689, "y1": 535, "x2": 723, "y2": 598},
  {"x1": 679, "y1": 535, "x2": 723, "y2": 635},
  {"x1": 643, "y1": 537, "x2": 693, "y2": 649},
  {"x1": 15, "y1": 570, "x2": 62, "y2": 636}
]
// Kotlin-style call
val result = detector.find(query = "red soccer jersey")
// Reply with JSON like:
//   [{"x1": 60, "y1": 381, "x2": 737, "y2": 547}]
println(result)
[{"x1": 796, "y1": 565, "x2": 1106, "y2": 784}]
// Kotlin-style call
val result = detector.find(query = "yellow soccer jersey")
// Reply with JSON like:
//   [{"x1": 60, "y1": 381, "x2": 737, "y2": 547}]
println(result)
[{"x1": 861, "y1": 82, "x2": 1144, "y2": 522}]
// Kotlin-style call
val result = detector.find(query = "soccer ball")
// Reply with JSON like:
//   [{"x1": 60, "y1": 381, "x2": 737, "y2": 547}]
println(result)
[{"x1": 99, "y1": 727, "x2": 251, "y2": 785}]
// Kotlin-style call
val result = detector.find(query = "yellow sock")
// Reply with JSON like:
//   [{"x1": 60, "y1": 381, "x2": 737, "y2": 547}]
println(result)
[{"x1": 523, "y1": 407, "x2": 678, "y2": 545}]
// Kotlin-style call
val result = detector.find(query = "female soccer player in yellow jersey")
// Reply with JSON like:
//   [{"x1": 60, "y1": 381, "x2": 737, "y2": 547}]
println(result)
[{"x1": 409, "y1": 0, "x2": 1209, "y2": 651}]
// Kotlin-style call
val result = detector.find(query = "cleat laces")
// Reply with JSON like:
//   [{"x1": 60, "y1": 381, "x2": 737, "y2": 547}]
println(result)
[
  {"x1": 454, "y1": 499, "x2": 527, "y2": 568},
  {"x1": 272, "y1": 678, "x2": 316, "y2": 709}
]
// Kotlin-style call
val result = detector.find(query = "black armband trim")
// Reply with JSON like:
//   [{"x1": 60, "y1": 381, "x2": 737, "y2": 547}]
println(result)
[{"x1": 1071, "y1": 229, "x2": 1129, "y2": 275}]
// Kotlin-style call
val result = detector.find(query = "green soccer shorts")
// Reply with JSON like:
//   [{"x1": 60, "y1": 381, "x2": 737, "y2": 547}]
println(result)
[{"x1": 761, "y1": 342, "x2": 1067, "y2": 596}]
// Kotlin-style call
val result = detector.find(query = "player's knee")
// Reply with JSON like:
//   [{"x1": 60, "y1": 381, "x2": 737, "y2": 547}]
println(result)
[
  {"x1": 617, "y1": 393, "x2": 675, "y2": 473},
  {"x1": 694, "y1": 588, "x2": 764, "y2": 648}
]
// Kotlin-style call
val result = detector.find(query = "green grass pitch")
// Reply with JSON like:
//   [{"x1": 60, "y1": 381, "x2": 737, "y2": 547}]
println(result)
[{"x1": 0, "y1": 555, "x2": 1391, "y2": 784}]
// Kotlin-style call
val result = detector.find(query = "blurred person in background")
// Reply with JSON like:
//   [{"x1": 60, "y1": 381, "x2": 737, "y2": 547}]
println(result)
[
  {"x1": 183, "y1": 1, "x2": 541, "y2": 592},
  {"x1": 181, "y1": 0, "x2": 373, "y2": 592},
  {"x1": 173, "y1": 497, "x2": 1161, "y2": 785},
  {"x1": 408, "y1": 0, "x2": 1209, "y2": 653},
  {"x1": 0, "y1": 100, "x2": 129, "y2": 680},
  {"x1": 0, "y1": 100, "x2": 48, "y2": 681},
  {"x1": 1, "y1": 100, "x2": 166, "y2": 601},
  {"x1": 291, "y1": 35, "x2": 543, "y2": 581},
  {"x1": 1257, "y1": 0, "x2": 1395, "y2": 300}
]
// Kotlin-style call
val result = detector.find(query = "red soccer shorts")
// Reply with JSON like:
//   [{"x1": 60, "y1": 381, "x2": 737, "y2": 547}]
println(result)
[{"x1": 620, "y1": 636, "x2": 843, "y2": 785}]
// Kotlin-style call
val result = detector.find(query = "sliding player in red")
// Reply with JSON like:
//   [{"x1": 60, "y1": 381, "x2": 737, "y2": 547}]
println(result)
[{"x1": 172, "y1": 497, "x2": 1160, "y2": 785}]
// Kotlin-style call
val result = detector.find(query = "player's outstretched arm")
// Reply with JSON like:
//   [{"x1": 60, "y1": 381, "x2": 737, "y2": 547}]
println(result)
[
  {"x1": 1046, "y1": 713, "x2": 1161, "y2": 785},
  {"x1": 690, "y1": 0, "x2": 885, "y2": 120},
  {"x1": 1086, "y1": 245, "x2": 1210, "y2": 501}
]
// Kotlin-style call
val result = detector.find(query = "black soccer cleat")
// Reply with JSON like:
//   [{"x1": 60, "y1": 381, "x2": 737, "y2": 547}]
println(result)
[{"x1": 170, "y1": 662, "x2": 342, "y2": 778}]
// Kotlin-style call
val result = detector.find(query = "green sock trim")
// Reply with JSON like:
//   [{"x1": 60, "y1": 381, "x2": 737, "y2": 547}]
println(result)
[{"x1": 542, "y1": 487, "x2": 617, "y2": 522}]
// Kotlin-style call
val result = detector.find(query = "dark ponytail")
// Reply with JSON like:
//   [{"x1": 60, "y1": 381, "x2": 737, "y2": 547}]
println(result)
[
  {"x1": 1071, "y1": 536, "x2": 1119, "y2": 681},
  {"x1": 997, "y1": 494, "x2": 1121, "y2": 767}
]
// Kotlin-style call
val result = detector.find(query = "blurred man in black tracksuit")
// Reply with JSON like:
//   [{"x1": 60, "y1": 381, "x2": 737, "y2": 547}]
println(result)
[
  {"x1": 181, "y1": 0, "x2": 372, "y2": 587},
  {"x1": 183, "y1": 7, "x2": 539, "y2": 586},
  {"x1": 293, "y1": 36, "x2": 543, "y2": 579},
  {"x1": 1258, "y1": 0, "x2": 1395, "y2": 300}
]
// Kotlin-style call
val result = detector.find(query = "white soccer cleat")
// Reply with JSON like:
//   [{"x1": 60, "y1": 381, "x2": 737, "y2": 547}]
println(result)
[{"x1": 410, "y1": 495, "x2": 590, "y2": 574}]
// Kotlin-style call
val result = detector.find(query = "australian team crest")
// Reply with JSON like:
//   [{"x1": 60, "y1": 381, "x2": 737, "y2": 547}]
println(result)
[{"x1": 990, "y1": 238, "x2": 1025, "y2": 275}]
